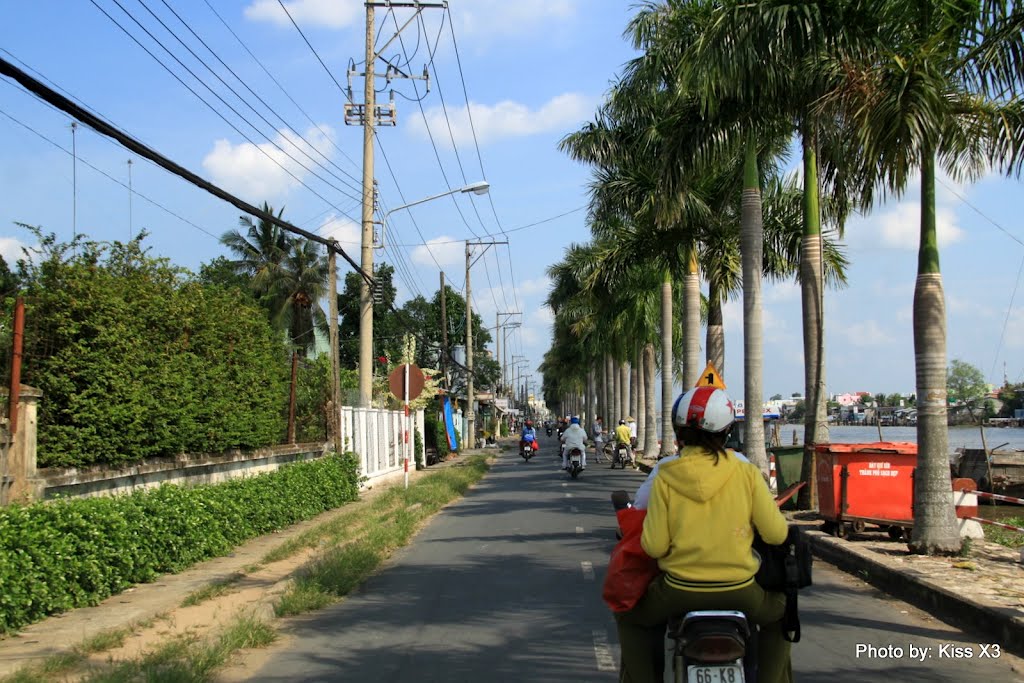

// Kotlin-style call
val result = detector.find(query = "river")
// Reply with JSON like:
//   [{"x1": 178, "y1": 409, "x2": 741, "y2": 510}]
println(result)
[{"x1": 774, "y1": 424, "x2": 1024, "y2": 451}]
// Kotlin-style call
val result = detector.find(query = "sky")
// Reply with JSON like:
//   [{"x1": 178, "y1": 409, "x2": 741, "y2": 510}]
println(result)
[{"x1": 1, "y1": 0, "x2": 1023, "y2": 408}]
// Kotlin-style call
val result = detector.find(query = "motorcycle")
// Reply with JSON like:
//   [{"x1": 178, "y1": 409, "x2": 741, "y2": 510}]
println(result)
[
  {"x1": 546, "y1": 426, "x2": 553, "y2": 437},
  {"x1": 520, "y1": 440, "x2": 535, "y2": 462},
  {"x1": 612, "y1": 442, "x2": 634, "y2": 469},
  {"x1": 566, "y1": 446, "x2": 583, "y2": 478},
  {"x1": 608, "y1": 492, "x2": 760, "y2": 682}
]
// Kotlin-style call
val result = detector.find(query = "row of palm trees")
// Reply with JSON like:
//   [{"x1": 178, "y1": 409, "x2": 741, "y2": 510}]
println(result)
[{"x1": 541, "y1": 0, "x2": 1023, "y2": 555}]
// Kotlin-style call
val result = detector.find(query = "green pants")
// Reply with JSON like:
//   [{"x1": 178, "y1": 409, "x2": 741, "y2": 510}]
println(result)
[{"x1": 615, "y1": 575, "x2": 793, "y2": 683}]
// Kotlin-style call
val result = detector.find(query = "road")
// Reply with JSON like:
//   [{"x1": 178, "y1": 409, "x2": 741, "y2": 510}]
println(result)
[{"x1": 245, "y1": 433, "x2": 1024, "y2": 682}]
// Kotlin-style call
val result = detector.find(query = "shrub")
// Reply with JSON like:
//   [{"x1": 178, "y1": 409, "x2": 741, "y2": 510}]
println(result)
[{"x1": 0, "y1": 452, "x2": 359, "y2": 633}]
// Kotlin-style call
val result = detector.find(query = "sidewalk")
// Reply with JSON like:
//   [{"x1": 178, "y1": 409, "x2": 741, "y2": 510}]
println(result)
[
  {"x1": 633, "y1": 452, "x2": 1024, "y2": 658},
  {"x1": 0, "y1": 452, "x2": 483, "y2": 680}
]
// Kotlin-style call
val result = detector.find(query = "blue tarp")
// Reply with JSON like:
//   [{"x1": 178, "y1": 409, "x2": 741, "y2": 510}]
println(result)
[{"x1": 442, "y1": 395, "x2": 458, "y2": 450}]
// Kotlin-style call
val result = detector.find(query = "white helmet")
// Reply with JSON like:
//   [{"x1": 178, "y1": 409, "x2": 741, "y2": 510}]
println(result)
[{"x1": 672, "y1": 386, "x2": 735, "y2": 434}]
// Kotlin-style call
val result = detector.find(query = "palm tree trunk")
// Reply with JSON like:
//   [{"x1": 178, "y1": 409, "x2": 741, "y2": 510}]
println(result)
[
  {"x1": 661, "y1": 268, "x2": 675, "y2": 456},
  {"x1": 683, "y1": 245, "x2": 701, "y2": 387},
  {"x1": 605, "y1": 354, "x2": 614, "y2": 425},
  {"x1": 618, "y1": 360, "x2": 626, "y2": 419},
  {"x1": 587, "y1": 366, "x2": 597, "y2": 436},
  {"x1": 630, "y1": 350, "x2": 639, "y2": 422},
  {"x1": 612, "y1": 355, "x2": 620, "y2": 423},
  {"x1": 707, "y1": 276, "x2": 725, "y2": 376},
  {"x1": 644, "y1": 343, "x2": 658, "y2": 457},
  {"x1": 799, "y1": 126, "x2": 828, "y2": 509},
  {"x1": 909, "y1": 146, "x2": 960, "y2": 554},
  {"x1": 741, "y1": 142, "x2": 767, "y2": 471},
  {"x1": 636, "y1": 344, "x2": 646, "y2": 452}
]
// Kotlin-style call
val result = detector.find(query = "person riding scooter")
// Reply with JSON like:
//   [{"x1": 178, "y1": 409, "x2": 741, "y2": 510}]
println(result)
[
  {"x1": 559, "y1": 416, "x2": 588, "y2": 471},
  {"x1": 613, "y1": 418, "x2": 634, "y2": 468},
  {"x1": 613, "y1": 386, "x2": 793, "y2": 682},
  {"x1": 520, "y1": 419, "x2": 538, "y2": 456}
]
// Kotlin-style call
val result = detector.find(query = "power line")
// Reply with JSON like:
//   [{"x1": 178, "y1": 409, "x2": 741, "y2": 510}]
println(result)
[
  {"x1": 990, "y1": 253, "x2": 1024, "y2": 383},
  {"x1": 0, "y1": 105, "x2": 220, "y2": 241},
  {"x1": 200, "y1": 0, "x2": 362, "y2": 176},
  {"x1": 937, "y1": 177, "x2": 1024, "y2": 248},
  {"x1": 151, "y1": 0, "x2": 364, "y2": 198},
  {"x1": 274, "y1": 0, "x2": 348, "y2": 100},
  {"x1": 0, "y1": 54, "x2": 371, "y2": 284},
  {"x1": 377, "y1": 205, "x2": 588, "y2": 246},
  {"x1": 95, "y1": 0, "x2": 362, "y2": 214}
]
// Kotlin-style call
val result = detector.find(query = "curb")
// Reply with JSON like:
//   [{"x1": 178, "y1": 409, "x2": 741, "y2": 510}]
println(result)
[{"x1": 797, "y1": 526, "x2": 1024, "y2": 658}]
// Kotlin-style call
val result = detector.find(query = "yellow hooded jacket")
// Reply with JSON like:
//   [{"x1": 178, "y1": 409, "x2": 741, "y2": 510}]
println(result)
[{"x1": 640, "y1": 446, "x2": 787, "y2": 592}]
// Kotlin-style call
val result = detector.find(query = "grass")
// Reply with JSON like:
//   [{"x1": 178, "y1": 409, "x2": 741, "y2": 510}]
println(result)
[
  {"x1": 3, "y1": 454, "x2": 491, "y2": 683},
  {"x1": 982, "y1": 516, "x2": 1024, "y2": 548},
  {"x1": 180, "y1": 574, "x2": 246, "y2": 608}
]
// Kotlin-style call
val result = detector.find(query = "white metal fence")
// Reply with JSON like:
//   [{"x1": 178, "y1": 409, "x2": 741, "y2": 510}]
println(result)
[{"x1": 339, "y1": 407, "x2": 426, "y2": 486}]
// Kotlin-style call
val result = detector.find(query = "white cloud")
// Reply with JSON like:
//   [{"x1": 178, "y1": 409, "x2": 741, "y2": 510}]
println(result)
[
  {"x1": 201, "y1": 125, "x2": 335, "y2": 200},
  {"x1": 0, "y1": 237, "x2": 30, "y2": 264},
  {"x1": 765, "y1": 281, "x2": 800, "y2": 304},
  {"x1": 411, "y1": 236, "x2": 463, "y2": 267},
  {"x1": 517, "y1": 276, "x2": 550, "y2": 296},
  {"x1": 456, "y1": 0, "x2": 577, "y2": 38},
  {"x1": 244, "y1": 0, "x2": 360, "y2": 29},
  {"x1": 318, "y1": 215, "x2": 360, "y2": 247},
  {"x1": 1004, "y1": 308, "x2": 1024, "y2": 349},
  {"x1": 877, "y1": 203, "x2": 964, "y2": 250},
  {"x1": 408, "y1": 93, "x2": 595, "y2": 146},
  {"x1": 841, "y1": 319, "x2": 896, "y2": 347}
]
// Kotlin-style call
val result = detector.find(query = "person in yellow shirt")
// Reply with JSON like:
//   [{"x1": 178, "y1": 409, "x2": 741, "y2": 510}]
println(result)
[
  {"x1": 615, "y1": 386, "x2": 792, "y2": 683},
  {"x1": 613, "y1": 419, "x2": 634, "y2": 467}
]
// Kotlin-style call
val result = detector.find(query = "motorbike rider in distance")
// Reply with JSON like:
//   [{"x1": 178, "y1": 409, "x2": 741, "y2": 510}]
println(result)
[
  {"x1": 614, "y1": 418, "x2": 634, "y2": 467},
  {"x1": 614, "y1": 386, "x2": 792, "y2": 682},
  {"x1": 520, "y1": 419, "x2": 537, "y2": 454},
  {"x1": 559, "y1": 416, "x2": 588, "y2": 471}
]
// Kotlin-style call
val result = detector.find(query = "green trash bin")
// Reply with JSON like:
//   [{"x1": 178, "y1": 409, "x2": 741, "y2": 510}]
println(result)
[{"x1": 771, "y1": 445, "x2": 805, "y2": 509}]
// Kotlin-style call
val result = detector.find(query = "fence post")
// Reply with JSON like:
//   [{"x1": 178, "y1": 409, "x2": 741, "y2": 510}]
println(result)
[
  {"x1": 8, "y1": 387, "x2": 44, "y2": 504},
  {"x1": 287, "y1": 351, "x2": 298, "y2": 444},
  {"x1": 8, "y1": 297, "x2": 24, "y2": 435}
]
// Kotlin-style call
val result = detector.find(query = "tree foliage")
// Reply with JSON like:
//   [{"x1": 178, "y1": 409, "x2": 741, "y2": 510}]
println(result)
[{"x1": 13, "y1": 230, "x2": 289, "y2": 467}]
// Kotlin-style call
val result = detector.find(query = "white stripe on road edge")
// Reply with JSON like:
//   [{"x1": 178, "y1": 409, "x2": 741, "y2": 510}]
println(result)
[
  {"x1": 592, "y1": 630, "x2": 618, "y2": 672},
  {"x1": 566, "y1": 493, "x2": 574, "y2": 498},
  {"x1": 581, "y1": 561, "x2": 595, "y2": 581},
  {"x1": 576, "y1": 526, "x2": 585, "y2": 535},
  {"x1": 561, "y1": 483, "x2": 568, "y2": 487}
]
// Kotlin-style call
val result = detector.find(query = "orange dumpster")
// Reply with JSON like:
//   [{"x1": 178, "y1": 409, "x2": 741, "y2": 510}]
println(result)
[{"x1": 815, "y1": 442, "x2": 918, "y2": 539}]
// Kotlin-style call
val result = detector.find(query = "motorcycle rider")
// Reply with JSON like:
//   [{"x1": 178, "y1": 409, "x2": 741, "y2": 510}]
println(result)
[
  {"x1": 614, "y1": 418, "x2": 634, "y2": 467},
  {"x1": 559, "y1": 416, "x2": 588, "y2": 470},
  {"x1": 592, "y1": 416, "x2": 605, "y2": 463},
  {"x1": 615, "y1": 386, "x2": 792, "y2": 682},
  {"x1": 520, "y1": 419, "x2": 537, "y2": 455}
]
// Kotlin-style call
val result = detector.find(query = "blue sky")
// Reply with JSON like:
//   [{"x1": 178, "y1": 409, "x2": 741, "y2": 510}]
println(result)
[{"x1": 2, "y1": 0, "x2": 1023, "y2": 406}]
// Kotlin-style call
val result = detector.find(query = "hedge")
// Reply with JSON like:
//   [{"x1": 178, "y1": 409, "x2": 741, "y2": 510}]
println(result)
[{"x1": 0, "y1": 452, "x2": 360, "y2": 634}]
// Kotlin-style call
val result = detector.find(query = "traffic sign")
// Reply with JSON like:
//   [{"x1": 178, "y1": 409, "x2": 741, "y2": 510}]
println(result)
[
  {"x1": 697, "y1": 362, "x2": 727, "y2": 390},
  {"x1": 388, "y1": 363, "x2": 425, "y2": 401}
]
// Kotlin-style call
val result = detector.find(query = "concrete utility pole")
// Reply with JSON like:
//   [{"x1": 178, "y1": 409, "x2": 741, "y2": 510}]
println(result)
[
  {"x1": 328, "y1": 248, "x2": 342, "y2": 453},
  {"x1": 465, "y1": 239, "x2": 507, "y2": 448},
  {"x1": 440, "y1": 271, "x2": 448, "y2": 389},
  {"x1": 357, "y1": 3, "x2": 376, "y2": 408},
  {"x1": 497, "y1": 311, "x2": 520, "y2": 398},
  {"x1": 349, "y1": 1, "x2": 443, "y2": 407}
]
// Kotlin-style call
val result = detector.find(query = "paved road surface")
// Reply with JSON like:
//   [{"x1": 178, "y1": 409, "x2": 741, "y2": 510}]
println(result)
[{"x1": 247, "y1": 434, "x2": 1024, "y2": 682}]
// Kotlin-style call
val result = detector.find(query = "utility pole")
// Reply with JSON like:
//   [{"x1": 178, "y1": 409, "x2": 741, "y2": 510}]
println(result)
[
  {"x1": 356, "y1": 5, "x2": 376, "y2": 408},
  {"x1": 349, "y1": 1, "x2": 442, "y2": 407},
  {"x1": 465, "y1": 239, "x2": 507, "y2": 449},
  {"x1": 497, "y1": 311, "x2": 521, "y2": 399},
  {"x1": 440, "y1": 270, "x2": 448, "y2": 389},
  {"x1": 127, "y1": 158, "x2": 133, "y2": 240},
  {"x1": 328, "y1": 246, "x2": 342, "y2": 453}
]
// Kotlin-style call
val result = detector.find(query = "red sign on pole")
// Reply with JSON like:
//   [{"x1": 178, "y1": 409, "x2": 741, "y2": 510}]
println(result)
[{"x1": 388, "y1": 363, "x2": 425, "y2": 402}]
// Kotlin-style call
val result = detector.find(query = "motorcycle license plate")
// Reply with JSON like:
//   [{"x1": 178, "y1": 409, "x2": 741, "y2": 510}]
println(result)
[
  {"x1": 571, "y1": 456, "x2": 581, "y2": 464},
  {"x1": 687, "y1": 664, "x2": 744, "y2": 683}
]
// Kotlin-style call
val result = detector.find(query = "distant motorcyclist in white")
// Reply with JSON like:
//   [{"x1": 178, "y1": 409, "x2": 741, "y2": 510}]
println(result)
[{"x1": 559, "y1": 416, "x2": 588, "y2": 470}]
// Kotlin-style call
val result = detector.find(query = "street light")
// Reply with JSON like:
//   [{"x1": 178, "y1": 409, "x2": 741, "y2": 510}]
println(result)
[
  {"x1": 359, "y1": 180, "x2": 490, "y2": 407},
  {"x1": 376, "y1": 181, "x2": 490, "y2": 249}
]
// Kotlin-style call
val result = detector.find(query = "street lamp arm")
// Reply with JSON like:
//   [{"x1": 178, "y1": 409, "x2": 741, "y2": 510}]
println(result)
[{"x1": 378, "y1": 181, "x2": 489, "y2": 249}]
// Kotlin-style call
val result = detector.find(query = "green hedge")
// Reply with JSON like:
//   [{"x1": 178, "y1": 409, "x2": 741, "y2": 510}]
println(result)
[
  {"x1": 0, "y1": 452, "x2": 360, "y2": 634},
  {"x1": 13, "y1": 234, "x2": 289, "y2": 467}
]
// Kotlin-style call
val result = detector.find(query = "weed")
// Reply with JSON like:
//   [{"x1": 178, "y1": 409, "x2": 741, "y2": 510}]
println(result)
[
  {"x1": 274, "y1": 582, "x2": 334, "y2": 617},
  {"x1": 180, "y1": 574, "x2": 244, "y2": 608}
]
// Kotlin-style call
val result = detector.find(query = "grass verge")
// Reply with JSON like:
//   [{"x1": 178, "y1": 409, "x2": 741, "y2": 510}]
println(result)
[
  {"x1": 0, "y1": 624, "x2": 137, "y2": 683},
  {"x1": 982, "y1": 516, "x2": 1024, "y2": 548},
  {"x1": 181, "y1": 573, "x2": 246, "y2": 607}
]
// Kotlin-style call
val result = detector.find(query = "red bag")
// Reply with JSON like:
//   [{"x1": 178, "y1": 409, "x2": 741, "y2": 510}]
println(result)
[
  {"x1": 602, "y1": 508, "x2": 661, "y2": 613},
  {"x1": 532, "y1": 440, "x2": 540, "y2": 451}
]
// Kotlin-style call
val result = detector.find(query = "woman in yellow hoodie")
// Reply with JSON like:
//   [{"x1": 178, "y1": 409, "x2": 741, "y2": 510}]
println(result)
[{"x1": 615, "y1": 386, "x2": 791, "y2": 682}]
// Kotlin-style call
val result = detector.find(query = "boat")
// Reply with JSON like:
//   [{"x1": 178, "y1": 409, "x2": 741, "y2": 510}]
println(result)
[{"x1": 956, "y1": 448, "x2": 1024, "y2": 501}]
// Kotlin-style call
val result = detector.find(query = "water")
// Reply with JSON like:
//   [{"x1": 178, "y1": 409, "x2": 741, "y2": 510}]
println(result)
[{"x1": 776, "y1": 424, "x2": 1024, "y2": 451}]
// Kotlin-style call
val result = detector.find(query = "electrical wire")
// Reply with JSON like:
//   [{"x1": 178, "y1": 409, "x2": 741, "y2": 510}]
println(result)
[
  {"x1": 153, "y1": 0, "x2": 363, "y2": 197},
  {"x1": 89, "y1": 0, "x2": 362, "y2": 224},
  {"x1": 0, "y1": 105, "x2": 220, "y2": 241},
  {"x1": 274, "y1": 0, "x2": 348, "y2": 99}
]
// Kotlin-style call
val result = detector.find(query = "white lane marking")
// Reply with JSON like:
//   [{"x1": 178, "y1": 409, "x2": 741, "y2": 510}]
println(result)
[
  {"x1": 561, "y1": 483, "x2": 568, "y2": 487},
  {"x1": 581, "y1": 561, "x2": 595, "y2": 581},
  {"x1": 571, "y1": 506, "x2": 579, "y2": 513},
  {"x1": 592, "y1": 630, "x2": 618, "y2": 672},
  {"x1": 566, "y1": 493, "x2": 574, "y2": 498},
  {"x1": 576, "y1": 526, "x2": 585, "y2": 535}
]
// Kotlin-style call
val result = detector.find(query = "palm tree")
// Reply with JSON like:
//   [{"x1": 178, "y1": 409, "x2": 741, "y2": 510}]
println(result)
[
  {"x1": 275, "y1": 238, "x2": 330, "y2": 356},
  {"x1": 823, "y1": 0, "x2": 1024, "y2": 553},
  {"x1": 220, "y1": 202, "x2": 290, "y2": 305}
]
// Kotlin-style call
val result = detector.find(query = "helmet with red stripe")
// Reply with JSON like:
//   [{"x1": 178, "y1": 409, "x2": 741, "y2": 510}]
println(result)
[{"x1": 671, "y1": 386, "x2": 735, "y2": 434}]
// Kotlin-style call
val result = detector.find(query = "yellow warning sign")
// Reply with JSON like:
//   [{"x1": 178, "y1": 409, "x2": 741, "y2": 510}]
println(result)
[{"x1": 697, "y1": 362, "x2": 727, "y2": 390}]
